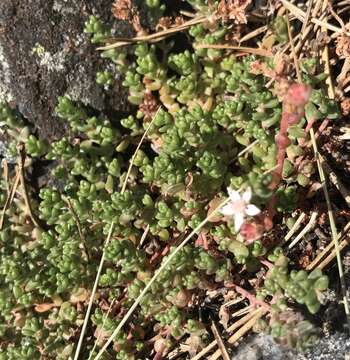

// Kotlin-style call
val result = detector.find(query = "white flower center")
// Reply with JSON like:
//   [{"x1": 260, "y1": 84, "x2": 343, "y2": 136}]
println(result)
[{"x1": 231, "y1": 200, "x2": 246, "y2": 213}]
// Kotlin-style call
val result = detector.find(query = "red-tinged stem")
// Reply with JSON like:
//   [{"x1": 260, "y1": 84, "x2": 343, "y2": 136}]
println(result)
[
  {"x1": 264, "y1": 83, "x2": 312, "y2": 228},
  {"x1": 259, "y1": 259, "x2": 274, "y2": 269},
  {"x1": 153, "y1": 348, "x2": 165, "y2": 360},
  {"x1": 226, "y1": 282, "x2": 271, "y2": 311}
]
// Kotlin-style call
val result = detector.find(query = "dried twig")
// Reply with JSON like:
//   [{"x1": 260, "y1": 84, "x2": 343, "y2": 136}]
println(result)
[
  {"x1": 236, "y1": 139, "x2": 259, "y2": 158},
  {"x1": 239, "y1": 25, "x2": 268, "y2": 43},
  {"x1": 137, "y1": 224, "x2": 150, "y2": 249},
  {"x1": 306, "y1": 220, "x2": 350, "y2": 270},
  {"x1": 286, "y1": 12, "x2": 301, "y2": 83},
  {"x1": 0, "y1": 164, "x2": 20, "y2": 231},
  {"x1": 74, "y1": 222, "x2": 115, "y2": 360},
  {"x1": 320, "y1": 154, "x2": 350, "y2": 207},
  {"x1": 97, "y1": 16, "x2": 208, "y2": 50},
  {"x1": 17, "y1": 144, "x2": 41, "y2": 228},
  {"x1": 227, "y1": 308, "x2": 266, "y2": 344},
  {"x1": 284, "y1": 212, "x2": 306, "y2": 241},
  {"x1": 301, "y1": 0, "x2": 314, "y2": 34},
  {"x1": 288, "y1": 211, "x2": 318, "y2": 249},
  {"x1": 121, "y1": 107, "x2": 160, "y2": 193},
  {"x1": 227, "y1": 305, "x2": 252, "y2": 318},
  {"x1": 194, "y1": 44, "x2": 272, "y2": 57},
  {"x1": 294, "y1": 0, "x2": 323, "y2": 54},
  {"x1": 210, "y1": 322, "x2": 230, "y2": 360},
  {"x1": 209, "y1": 308, "x2": 266, "y2": 360},
  {"x1": 317, "y1": 237, "x2": 350, "y2": 270},
  {"x1": 191, "y1": 308, "x2": 263, "y2": 360},
  {"x1": 281, "y1": 0, "x2": 350, "y2": 36}
]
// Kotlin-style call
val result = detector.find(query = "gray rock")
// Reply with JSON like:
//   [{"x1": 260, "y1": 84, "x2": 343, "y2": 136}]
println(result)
[
  {"x1": 233, "y1": 333, "x2": 350, "y2": 360},
  {"x1": 233, "y1": 334, "x2": 295, "y2": 360},
  {"x1": 0, "y1": 0, "x2": 132, "y2": 140}
]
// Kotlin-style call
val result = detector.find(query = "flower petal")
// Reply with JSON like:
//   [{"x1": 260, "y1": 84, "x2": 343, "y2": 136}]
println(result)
[
  {"x1": 242, "y1": 187, "x2": 252, "y2": 202},
  {"x1": 227, "y1": 187, "x2": 241, "y2": 202},
  {"x1": 234, "y1": 212, "x2": 245, "y2": 232},
  {"x1": 220, "y1": 204, "x2": 235, "y2": 216},
  {"x1": 246, "y1": 204, "x2": 261, "y2": 216}
]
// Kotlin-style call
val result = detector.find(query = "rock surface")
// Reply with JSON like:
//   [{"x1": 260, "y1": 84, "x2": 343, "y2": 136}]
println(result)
[
  {"x1": 234, "y1": 333, "x2": 350, "y2": 360},
  {"x1": 0, "y1": 0, "x2": 132, "y2": 140}
]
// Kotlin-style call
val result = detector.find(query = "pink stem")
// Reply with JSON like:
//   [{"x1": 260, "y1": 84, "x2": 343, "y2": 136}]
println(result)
[{"x1": 226, "y1": 282, "x2": 272, "y2": 311}]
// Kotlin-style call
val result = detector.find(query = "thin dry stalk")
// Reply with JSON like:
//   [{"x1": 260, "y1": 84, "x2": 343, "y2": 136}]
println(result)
[
  {"x1": 306, "y1": 221, "x2": 350, "y2": 270},
  {"x1": 284, "y1": 212, "x2": 306, "y2": 241},
  {"x1": 17, "y1": 145, "x2": 41, "y2": 228},
  {"x1": 121, "y1": 107, "x2": 160, "y2": 193},
  {"x1": 281, "y1": 0, "x2": 350, "y2": 36},
  {"x1": 190, "y1": 339, "x2": 217, "y2": 360},
  {"x1": 295, "y1": 0, "x2": 323, "y2": 54},
  {"x1": 286, "y1": 12, "x2": 301, "y2": 82},
  {"x1": 236, "y1": 139, "x2": 259, "y2": 158},
  {"x1": 74, "y1": 222, "x2": 115, "y2": 360},
  {"x1": 226, "y1": 305, "x2": 252, "y2": 317},
  {"x1": 239, "y1": 25, "x2": 268, "y2": 43},
  {"x1": 317, "y1": 237, "x2": 350, "y2": 270},
  {"x1": 327, "y1": 1, "x2": 346, "y2": 30},
  {"x1": 210, "y1": 322, "x2": 230, "y2": 360},
  {"x1": 223, "y1": 297, "x2": 244, "y2": 307},
  {"x1": 194, "y1": 44, "x2": 272, "y2": 57},
  {"x1": 227, "y1": 309, "x2": 266, "y2": 344},
  {"x1": 320, "y1": 155, "x2": 350, "y2": 207},
  {"x1": 288, "y1": 211, "x2": 318, "y2": 249},
  {"x1": 0, "y1": 170, "x2": 20, "y2": 230},
  {"x1": 191, "y1": 308, "x2": 262, "y2": 360},
  {"x1": 301, "y1": 0, "x2": 314, "y2": 34},
  {"x1": 97, "y1": 16, "x2": 208, "y2": 50},
  {"x1": 209, "y1": 308, "x2": 266, "y2": 360},
  {"x1": 137, "y1": 224, "x2": 150, "y2": 249}
]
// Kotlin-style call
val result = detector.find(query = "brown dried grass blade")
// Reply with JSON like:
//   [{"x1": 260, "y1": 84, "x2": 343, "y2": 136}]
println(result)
[
  {"x1": 209, "y1": 308, "x2": 266, "y2": 360},
  {"x1": 0, "y1": 170, "x2": 20, "y2": 230},
  {"x1": 281, "y1": 0, "x2": 350, "y2": 36},
  {"x1": 97, "y1": 15, "x2": 208, "y2": 50},
  {"x1": 194, "y1": 44, "x2": 272, "y2": 57},
  {"x1": 306, "y1": 221, "x2": 350, "y2": 270},
  {"x1": 191, "y1": 308, "x2": 262, "y2": 360},
  {"x1": 210, "y1": 322, "x2": 230, "y2": 360}
]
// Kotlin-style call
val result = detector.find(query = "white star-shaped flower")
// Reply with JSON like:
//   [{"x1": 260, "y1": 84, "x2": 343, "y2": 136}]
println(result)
[{"x1": 220, "y1": 187, "x2": 261, "y2": 232}]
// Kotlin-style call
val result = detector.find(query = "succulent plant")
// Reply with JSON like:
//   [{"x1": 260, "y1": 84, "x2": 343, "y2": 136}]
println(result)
[{"x1": 0, "y1": 3, "x2": 340, "y2": 359}]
